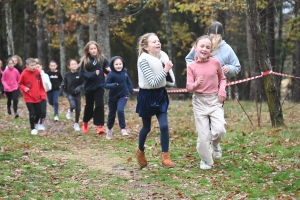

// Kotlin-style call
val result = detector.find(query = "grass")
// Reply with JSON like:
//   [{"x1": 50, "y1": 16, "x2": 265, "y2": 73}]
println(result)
[{"x1": 0, "y1": 96, "x2": 299, "y2": 199}]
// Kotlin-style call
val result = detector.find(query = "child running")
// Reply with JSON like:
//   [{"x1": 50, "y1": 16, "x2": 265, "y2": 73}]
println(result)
[
  {"x1": 19, "y1": 58, "x2": 46, "y2": 135},
  {"x1": 104, "y1": 56, "x2": 134, "y2": 139},
  {"x1": 61, "y1": 59, "x2": 84, "y2": 131},
  {"x1": 186, "y1": 35, "x2": 227, "y2": 170},
  {"x1": 35, "y1": 58, "x2": 52, "y2": 130},
  {"x1": 46, "y1": 60, "x2": 63, "y2": 121},
  {"x1": 1, "y1": 58, "x2": 20, "y2": 118},
  {"x1": 135, "y1": 33, "x2": 176, "y2": 168},
  {"x1": 79, "y1": 41, "x2": 110, "y2": 134}
]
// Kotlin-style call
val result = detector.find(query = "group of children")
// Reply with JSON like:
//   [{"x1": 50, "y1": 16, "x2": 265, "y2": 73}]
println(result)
[{"x1": 1, "y1": 21, "x2": 240, "y2": 170}]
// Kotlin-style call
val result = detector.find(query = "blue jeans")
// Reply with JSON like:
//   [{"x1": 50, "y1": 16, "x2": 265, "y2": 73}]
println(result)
[
  {"x1": 47, "y1": 90, "x2": 59, "y2": 116},
  {"x1": 107, "y1": 96, "x2": 128, "y2": 129},
  {"x1": 67, "y1": 93, "x2": 81, "y2": 123}
]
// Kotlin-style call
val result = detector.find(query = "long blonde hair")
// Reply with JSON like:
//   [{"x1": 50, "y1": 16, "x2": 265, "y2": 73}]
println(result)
[
  {"x1": 12, "y1": 55, "x2": 23, "y2": 66},
  {"x1": 79, "y1": 41, "x2": 105, "y2": 71},
  {"x1": 137, "y1": 33, "x2": 157, "y2": 57}
]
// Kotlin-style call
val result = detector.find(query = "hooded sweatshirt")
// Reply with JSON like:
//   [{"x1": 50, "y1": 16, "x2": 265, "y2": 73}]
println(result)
[
  {"x1": 79, "y1": 55, "x2": 110, "y2": 93},
  {"x1": 19, "y1": 68, "x2": 46, "y2": 103},
  {"x1": 1, "y1": 67, "x2": 20, "y2": 92},
  {"x1": 185, "y1": 40, "x2": 241, "y2": 78},
  {"x1": 104, "y1": 56, "x2": 134, "y2": 101}
]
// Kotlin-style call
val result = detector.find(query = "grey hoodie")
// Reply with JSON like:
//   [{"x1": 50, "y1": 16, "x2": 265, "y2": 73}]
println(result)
[{"x1": 185, "y1": 40, "x2": 241, "y2": 78}]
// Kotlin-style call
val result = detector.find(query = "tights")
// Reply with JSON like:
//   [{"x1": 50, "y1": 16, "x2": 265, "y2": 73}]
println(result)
[{"x1": 138, "y1": 112, "x2": 170, "y2": 153}]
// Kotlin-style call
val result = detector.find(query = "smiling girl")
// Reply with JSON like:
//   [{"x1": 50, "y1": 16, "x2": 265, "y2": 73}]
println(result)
[{"x1": 186, "y1": 35, "x2": 227, "y2": 170}]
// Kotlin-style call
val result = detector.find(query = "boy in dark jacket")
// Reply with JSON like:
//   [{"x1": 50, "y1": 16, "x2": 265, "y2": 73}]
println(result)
[{"x1": 104, "y1": 56, "x2": 134, "y2": 139}]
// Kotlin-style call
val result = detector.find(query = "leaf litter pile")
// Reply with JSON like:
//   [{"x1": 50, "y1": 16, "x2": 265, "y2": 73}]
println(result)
[{"x1": 0, "y1": 96, "x2": 299, "y2": 199}]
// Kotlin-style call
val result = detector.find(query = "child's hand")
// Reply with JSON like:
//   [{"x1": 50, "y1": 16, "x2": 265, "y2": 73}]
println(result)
[
  {"x1": 24, "y1": 87, "x2": 29, "y2": 92},
  {"x1": 219, "y1": 95, "x2": 226, "y2": 103},
  {"x1": 164, "y1": 60, "x2": 173, "y2": 72},
  {"x1": 96, "y1": 70, "x2": 100, "y2": 75},
  {"x1": 196, "y1": 75, "x2": 204, "y2": 86},
  {"x1": 106, "y1": 67, "x2": 111, "y2": 72}
]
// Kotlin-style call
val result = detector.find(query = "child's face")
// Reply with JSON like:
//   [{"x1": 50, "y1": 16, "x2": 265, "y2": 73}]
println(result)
[
  {"x1": 113, "y1": 58, "x2": 123, "y2": 72},
  {"x1": 69, "y1": 60, "x2": 78, "y2": 72},
  {"x1": 144, "y1": 35, "x2": 161, "y2": 55},
  {"x1": 49, "y1": 62, "x2": 57, "y2": 71},
  {"x1": 36, "y1": 63, "x2": 42, "y2": 71},
  {"x1": 88, "y1": 44, "x2": 98, "y2": 57},
  {"x1": 7, "y1": 60, "x2": 15, "y2": 68},
  {"x1": 194, "y1": 38, "x2": 212, "y2": 60},
  {"x1": 27, "y1": 62, "x2": 36, "y2": 71},
  {"x1": 12, "y1": 57, "x2": 18, "y2": 66}
]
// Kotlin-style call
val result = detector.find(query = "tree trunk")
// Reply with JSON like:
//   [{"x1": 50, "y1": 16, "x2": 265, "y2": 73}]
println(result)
[
  {"x1": 246, "y1": 0, "x2": 284, "y2": 127},
  {"x1": 292, "y1": 1, "x2": 300, "y2": 101},
  {"x1": 57, "y1": 2, "x2": 66, "y2": 76},
  {"x1": 267, "y1": 1, "x2": 275, "y2": 68},
  {"x1": 24, "y1": 0, "x2": 31, "y2": 62},
  {"x1": 36, "y1": 5, "x2": 48, "y2": 68},
  {"x1": 76, "y1": 0, "x2": 84, "y2": 57},
  {"x1": 246, "y1": 10, "x2": 262, "y2": 102},
  {"x1": 163, "y1": 0, "x2": 176, "y2": 86},
  {"x1": 5, "y1": 1, "x2": 14, "y2": 56},
  {"x1": 96, "y1": 0, "x2": 110, "y2": 59},
  {"x1": 88, "y1": 3, "x2": 96, "y2": 42}
]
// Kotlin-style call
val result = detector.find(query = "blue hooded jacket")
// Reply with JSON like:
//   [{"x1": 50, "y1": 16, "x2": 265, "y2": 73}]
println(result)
[{"x1": 104, "y1": 56, "x2": 134, "y2": 101}]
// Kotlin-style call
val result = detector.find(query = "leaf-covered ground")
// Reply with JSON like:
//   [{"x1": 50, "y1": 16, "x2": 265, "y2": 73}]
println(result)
[{"x1": 0, "y1": 96, "x2": 299, "y2": 199}]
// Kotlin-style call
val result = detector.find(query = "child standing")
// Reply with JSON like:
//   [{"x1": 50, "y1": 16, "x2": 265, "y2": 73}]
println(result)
[
  {"x1": 46, "y1": 60, "x2": 63, "y2": 121},
  {"x1": 104, "y1": 56, "x2": 134, "y2": 139},
  {"x1": 135, "y1": 33, "x2": 176, "y2": 168},
  {"x1": 12, "y1": 55, "x2": 24, "y2": 74},
  {"x1": 61, "y1": 59, "x2": 84, "y2": 131},
  {"x1": 35, "y1": 58, "x2": 52, "y2": 130},
  {"x1": 19, "y1": 58, "x2": 46, "y2": 135},
  {"x1": 79, "y1": 41, "x2": 110, "y2": 134},
  {"x1": 1, "y1": 58, "x2": 20, "y2": 118},
  {"x1": 186, "y1": 35, "x2": 227, "y2": 170}
]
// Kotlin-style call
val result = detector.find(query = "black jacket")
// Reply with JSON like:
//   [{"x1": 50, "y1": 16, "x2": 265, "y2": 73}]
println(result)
[
  {"x1": 61, "y1": 71, "x2": 84, "y2": 95},
  {"x1": 46, "y1": 70, "x2": 63, "y2": 91}
]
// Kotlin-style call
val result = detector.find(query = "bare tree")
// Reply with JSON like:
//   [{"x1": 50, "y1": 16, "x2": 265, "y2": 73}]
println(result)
[
  {"x1": 24, "y1": 0, "x2": 31, "y2": 61},
  {"x1": 36, "y1": 5, "x2": 48, "y2": 68},
  {"x1": 75, "y1": 0, "x2": 84, "y2": 57},
  {"x1": 96, "y1": 0, "x2": 110, "y2": 59},
  {"x1": 88, "y1": 0, "x2": 96, "y2": 42},
  {"x1": 246, "y1": 0, "x2": 284, "y2": 127},
  {"x1": 56, "y1": 1, "x2": 66, "y2": 76},
  {"x1": 292, "y1": 0, "x2": 300, "y2": 101},
  {"x1": 4, "y1": 0, "x2": 14, "y2": 56}
]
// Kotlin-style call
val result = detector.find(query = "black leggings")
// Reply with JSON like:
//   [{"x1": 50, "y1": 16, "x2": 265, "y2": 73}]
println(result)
[
  {"x1": 138, "y1": 112, "x2": 170, "y2": 152},
  {"x1": 5, "y1": 90, "x2": 19, "y2": 113},
  {"x1": 83, "y1": 87, "x2": 104, "y2": 126},
  {"x1": 26, "y1": 102, "x2": 42, "y2": 130}
]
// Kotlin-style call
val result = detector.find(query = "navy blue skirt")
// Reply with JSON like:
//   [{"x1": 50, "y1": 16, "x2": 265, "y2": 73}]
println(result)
[{"x1": 136, "y1": 87, "x2": 169, "y2": 117}]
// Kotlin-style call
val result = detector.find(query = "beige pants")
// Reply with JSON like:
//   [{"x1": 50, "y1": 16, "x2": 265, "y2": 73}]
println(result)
[{"x1": 192, "y1": 93, "x2": 226, "y2": 166}]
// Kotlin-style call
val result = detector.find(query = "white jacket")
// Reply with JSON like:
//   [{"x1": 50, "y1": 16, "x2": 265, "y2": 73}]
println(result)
[{"x1": 41, "y1": 70, "x2": 52, "y2": 92}]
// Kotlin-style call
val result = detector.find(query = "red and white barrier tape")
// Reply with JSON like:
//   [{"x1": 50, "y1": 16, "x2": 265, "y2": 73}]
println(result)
[{"x1": 133, "y1": 70, "x2": 300, "y2": 93}]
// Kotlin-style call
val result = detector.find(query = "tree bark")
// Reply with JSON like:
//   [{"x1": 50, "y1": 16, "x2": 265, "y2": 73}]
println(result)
[
  {"x1": 76, "y1": 0, "x2": 84, "y2": 57},
  {"x1": 88, "y1": 2, "x2": 96, "y2": 42},
  {"x1": 56, "y1": 1, "x2": 66, "y2": 76},
  {"x1": 24, "y1": 0, "x2": 31, "y2": 62},
  {"x1": 163, "y1": 0, "x2": 176, "y2": 86},
  {"x1": 5, "y1": 1, "x2": 14, "y2": 56},
  {"x1": 96, "y1": 0, "x2": 110, "y2": 59},
  {"x1": 292, "y1": 0, "x2": 300, "y2": 101},
  {"x1": 36, "y1": 5, "x2": 48, "y2": 68},
  {"x1": 246, "y1": 0, "x2": 284, "y2": 127}
]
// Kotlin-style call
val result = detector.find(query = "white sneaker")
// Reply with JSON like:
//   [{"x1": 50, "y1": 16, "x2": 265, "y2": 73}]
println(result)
[
  {"x1": 200, "y1": 160, "x2": 212, "y2": 170},
  {"x1": 74, "y1": 123, "x2": 80, "y2": 131},
  {"x1": 31, "y1": 129, "x2": 38, "y2": 135},
  {"x1": 54, "y1": 115, "x2": 59, "y2": 121},
  {"x1": 121, "y1": 129, "x2": 128, "y2": 136},
  {"x1": 66, "y1": 109, "x2": 72, "y2": 120},
  {"x1": 212, "y1": 143, "x2": 222, "y2": 159},
  {"x1": 106, "y1": 129, "x2": 113, "y2": 140},
  {"x1": 38, "y1": 124, "x2": 45, "y2": 131}
]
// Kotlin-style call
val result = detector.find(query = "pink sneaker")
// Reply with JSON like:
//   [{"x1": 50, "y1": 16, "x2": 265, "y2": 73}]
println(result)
[{"x1": 121, "y1": 129, "x2": 128, "y2": 136}]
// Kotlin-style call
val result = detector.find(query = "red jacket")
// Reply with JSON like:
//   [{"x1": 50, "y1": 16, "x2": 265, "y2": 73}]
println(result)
[{"x1": 19, "y1": 68, "x2": 46, "y2": 103}]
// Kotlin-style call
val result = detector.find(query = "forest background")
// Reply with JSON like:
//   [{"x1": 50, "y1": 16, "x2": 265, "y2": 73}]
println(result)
[{"x1": 0, "y1": 0, "x2": 300, "y2": 101}]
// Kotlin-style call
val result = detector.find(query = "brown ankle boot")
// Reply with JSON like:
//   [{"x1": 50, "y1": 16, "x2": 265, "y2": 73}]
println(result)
[
  {"x1": 161, "y1": 152, "x2": 175, "y2": 168},
  {"x1": 135, "y1": 147, "x2": 147, "y2": 167}
]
